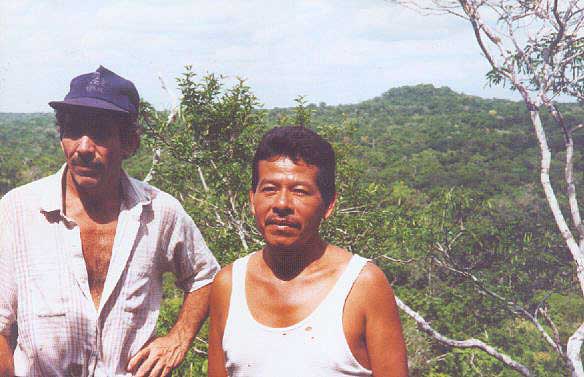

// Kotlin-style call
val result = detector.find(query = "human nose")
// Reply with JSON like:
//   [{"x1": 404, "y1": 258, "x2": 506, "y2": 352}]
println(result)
[
  {"x1": 76, "y1": 135, "x2": 96, "y2": 161},
  {"x1": 273, "y1": 190, "x2": 293, "y2": 216}
]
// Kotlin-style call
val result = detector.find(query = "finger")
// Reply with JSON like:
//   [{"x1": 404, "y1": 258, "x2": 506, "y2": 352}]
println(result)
[
  {"x1": 127, "y1": 348, "x2": 150, "y2": 372},
  {"x1": 162, "y1": 366, "x2": 172, "y2": 377},
  {"x1": 135, "y1": 353, "x2": 159, "y2": 377},
  {"x1": 149, "y1": 359, "x2": 167, "y2": 377}
]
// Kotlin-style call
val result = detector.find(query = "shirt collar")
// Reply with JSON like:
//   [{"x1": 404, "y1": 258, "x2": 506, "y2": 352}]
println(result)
[
  {"x1": 39, "y1": 163, "x2": 152, "y2": 216},
  {"x1": 119, "y1": 169, "x2": 153, "y2": 212},
  {"x1": 39, "y1": 164, "x2": 67, "y2": 214}
]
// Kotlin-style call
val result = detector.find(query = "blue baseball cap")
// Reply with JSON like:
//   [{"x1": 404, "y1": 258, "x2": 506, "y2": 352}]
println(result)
[{"x1": 49, "y1": 66, "x2": 139, "y2": 116}]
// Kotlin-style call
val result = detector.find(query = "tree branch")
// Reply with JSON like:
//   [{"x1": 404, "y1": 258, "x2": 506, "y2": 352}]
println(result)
[
  {"x1": 538, "y1": 306, "x2": 562, "y2": 347},
  {"x1": 568, "y1": 322, "x2": 584, "y2": 377},
  {"x1": 395, "y1": 296, "x2": 533, "y2": 376},
  {"x1": 430, "y1": 252, "x2": 563, "y2": 355},
  {"x1": 143, "y1": 147, "x2": 161, "y2": 184},
  {"x1": 529, "y1": 109, "x2": 584, "y2": 296},
  {"x1": 144, "y1": 75, "x2": 181, "y2": 183},
  {"x1": 543, "y1": 100, "x2": 584, "y2": 244}
]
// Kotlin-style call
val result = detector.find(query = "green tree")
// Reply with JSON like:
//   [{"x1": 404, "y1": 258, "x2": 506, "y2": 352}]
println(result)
[{"x1": 395, "y1": 0, "x2": 584, "y2": 375}]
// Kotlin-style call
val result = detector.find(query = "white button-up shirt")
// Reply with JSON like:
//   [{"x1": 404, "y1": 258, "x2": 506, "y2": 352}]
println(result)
[{"x1": 0, "y1": 166, "x2": 220, "y2": 376}]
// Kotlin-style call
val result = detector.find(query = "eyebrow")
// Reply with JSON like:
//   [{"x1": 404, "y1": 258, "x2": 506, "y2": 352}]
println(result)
[{"x1": 259, "y1": 179, "x2": 315, "y2": 187}]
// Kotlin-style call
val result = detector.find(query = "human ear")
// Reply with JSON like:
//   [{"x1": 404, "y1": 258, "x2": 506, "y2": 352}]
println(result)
[
  {"x1": 249, "y1": 190, "x2": 256, "y2": 216},
  {"x1": 323, "y1": 192, "x2": 338, "y2": 220},
  {"x1": 122, "y1": 131, "x2": 139, "y2": 159}
]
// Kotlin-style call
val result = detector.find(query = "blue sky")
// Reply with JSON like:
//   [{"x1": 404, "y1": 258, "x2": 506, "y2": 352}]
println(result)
[{"x1": 0, "y1": 0, "x2": 522, "y2": 113}]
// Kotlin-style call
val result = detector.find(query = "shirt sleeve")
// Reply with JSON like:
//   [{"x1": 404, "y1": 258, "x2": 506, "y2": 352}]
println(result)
[
  {"x1": 165, "y1": 203, "x2": 220, "y2": 292},
  {"x1": 0, "y1": 193, "x2": 17, "y2": 338}
]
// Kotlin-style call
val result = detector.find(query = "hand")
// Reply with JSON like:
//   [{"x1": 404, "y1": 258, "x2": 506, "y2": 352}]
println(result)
[{"x1": 127, "y1": 335, "x2": 189, "y2": 377}]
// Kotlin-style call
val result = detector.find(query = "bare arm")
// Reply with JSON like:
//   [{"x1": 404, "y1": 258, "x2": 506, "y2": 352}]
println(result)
[
  {"x1": 361, "y1": 264, "x2": 409, "y2": 377},
  {"x1": 208, "y1": 266, "x2": 232, "y2": 377},
  {"x1": 0, "y1": 334, "x2": 14, "y2": 377},
  {"x1": 127, "y1": 284, "x2": 211, "y2": 377}
]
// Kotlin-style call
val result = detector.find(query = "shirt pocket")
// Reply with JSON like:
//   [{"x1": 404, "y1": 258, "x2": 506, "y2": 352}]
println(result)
[
  {"x1": 23, "y1": 264, "x2": 70, "y2": 373},
  {"x1": 123, "y1": 247, "x2": 158, "y2": 314},
  {"x1": 28, "y1": 263, "x2": 67, "y2": 317},
  {"x1": 124, "y1": 270, "x2": 151, "y2": 313},
  {"x1": 121, "y1": 269, "x2": 154, "y2": 331}
]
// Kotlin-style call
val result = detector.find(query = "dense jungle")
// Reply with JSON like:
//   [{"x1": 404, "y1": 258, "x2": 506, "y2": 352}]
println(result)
[{"x1": 2, "y1": 74, "x2": 583, "y2": 376}]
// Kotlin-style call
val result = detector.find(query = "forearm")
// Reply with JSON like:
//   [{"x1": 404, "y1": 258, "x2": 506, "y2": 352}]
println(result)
[
  {"x1": 0, "y1": 334, "x2": 14, "y2": 377},
  {"x1": 167, "y1": 284, "x2": 211, "y2": 348},
  {"x1": 127, "y1": 284, "x2": 212, "y2": 374}
]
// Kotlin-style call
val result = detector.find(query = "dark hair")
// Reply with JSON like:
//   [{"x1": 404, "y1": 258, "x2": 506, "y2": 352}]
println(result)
[
  {"x1": 54, "y1": 107, "x2": 140, "y2": 158},
  {"x1": 252, "y1": 126, "x2": 336, "y2": 206}
]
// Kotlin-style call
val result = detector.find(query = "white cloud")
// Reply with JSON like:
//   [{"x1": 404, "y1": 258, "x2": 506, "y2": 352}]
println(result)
[{"x1": 0, "y1": 0, "x2": 523, "y2": 112}]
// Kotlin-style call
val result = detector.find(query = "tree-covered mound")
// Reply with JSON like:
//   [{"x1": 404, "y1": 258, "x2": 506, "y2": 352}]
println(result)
[{"x1": 2, "y1": 82, "x2": 582, "y2": 376}]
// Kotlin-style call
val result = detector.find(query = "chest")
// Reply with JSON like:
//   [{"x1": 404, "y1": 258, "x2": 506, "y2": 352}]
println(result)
[
  {"x1": 78, "y1": 221, "x2": 118, "y2": 294},
  {"x1": 224, "y1": 261, "x2": 370, "y2": 375},
  {"x1": 246, "y1": 273, "x2": 338, "y2": 328},
  {"x1": 79, "y1": 222, "x2": 117, "y2": 256}
]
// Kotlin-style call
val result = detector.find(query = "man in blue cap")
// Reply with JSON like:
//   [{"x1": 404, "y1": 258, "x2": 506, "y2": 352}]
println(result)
[{"x1": 0, "y1": 66, "x2": 219, "y2": 376}]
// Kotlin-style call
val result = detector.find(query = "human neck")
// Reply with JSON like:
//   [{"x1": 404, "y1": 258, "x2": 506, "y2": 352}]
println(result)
[
  {"x1": 262, "y1": 237, "x2": 328, "y2": 281},
  {"x1": 63, "y1": 170, "x2": 122, "y2": 223}
]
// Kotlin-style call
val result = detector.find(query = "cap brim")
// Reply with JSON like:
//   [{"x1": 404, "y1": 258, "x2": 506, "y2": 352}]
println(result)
[{"x1": 49, "y1": 97, "x2": 129, "y2": 114}]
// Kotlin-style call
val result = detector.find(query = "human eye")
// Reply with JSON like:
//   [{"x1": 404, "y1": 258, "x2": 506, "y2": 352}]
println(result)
[
  {"x1": 260, "y1": 185, "x2": 277, "y2": 193},
  {"x1": 61, "y1": 124, "x2": 82, "y2": 139},
  {"x1": 293, "y1": 187, "x2": 309, "y2": 195},
  {"x1": 92, "y1": 127, "x2": 110, "y2": 142}
]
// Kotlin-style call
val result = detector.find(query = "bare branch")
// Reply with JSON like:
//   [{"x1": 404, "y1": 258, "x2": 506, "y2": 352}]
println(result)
[
  {"x1": 395, "y1": 296, "x2": 533, "y2": 376},
  {"x1": 568, "y1": 322, "x2": 584, "y2": 377},
  {"x1": 530, "y1": 109, "x2": 584, "y2": 296},
  {"x1": 144, "y1": 74, "x2": 181, "y2": 184},
  {"x1": 376, "y1": 254, "x2": 416, "y2": 264},
  {"x1": 143, "y1": 148, "x2": 161, "y2": 184},
  {"x1": 550, "y1": 0, "x2": 567, "y2": 55},
  {"x1": 538, "y1": 306, "x2": 562, "y2": 347},
  {"x1": 197, "y1": 166, "x2": 210, "y2": 192},
  {"x1": 196, "y1": 336, "x2": 208, "y2": 345},
  {"x1": 543, "y1": 100, "x2": 584, "y2": 244},
  {"x1": 459, "y1": 1, "x2": 509, "y2": 77},
  {"x1": 559, "y1": 49, "x2": 584, "y2": 67},
  {"x1": 430, "y1": 253, "x2": 563, "y2": 355},
  {"x1": 191, "y1": 347, "x2": 207, "y2": 357},
  {"x1": 192, "y1": 337, "x2": 209, "y2": 356},
  {"x1": 394, "y1": 0, "x2": 468, "y2": 19},
  {"x1": 395, "y1": 1, "x2": 584, "y2": 373},
  {"x1": 570, "y1": 124, "x2": 584, "y2": 133},
  {"x1": 200, "y1": 159, "x2": 250, "y2": 253}
]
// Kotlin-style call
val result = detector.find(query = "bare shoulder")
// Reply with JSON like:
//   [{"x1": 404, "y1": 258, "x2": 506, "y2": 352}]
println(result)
[
  {"x1": 209, "y1": 264, "x2": 233, "y2": 331},
  {"x1": 325, "y1": 245, "x2": 355, "y2": 267},
  {"x1": 357, "y1": 262, "x2": 392, "y2": 290},
  {"x1": 352, "y1": 261, "x2": 397, "y2": 309},
  {"x1": 211, "y1": 264, "x2": 233, "y2": 298}
]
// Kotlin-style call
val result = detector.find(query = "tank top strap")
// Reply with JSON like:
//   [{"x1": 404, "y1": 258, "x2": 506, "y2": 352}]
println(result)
[
  {"x1": 229, "y1": 253, "x2": 253, "y2": 315},
  {"x1": 325, "y1": 254, "x2": 370, "y2": 307}
]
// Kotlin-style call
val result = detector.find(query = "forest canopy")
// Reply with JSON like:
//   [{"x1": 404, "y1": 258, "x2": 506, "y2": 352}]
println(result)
[{"x1": 1, "y1": 81, "x2": 583, "y2": 376}]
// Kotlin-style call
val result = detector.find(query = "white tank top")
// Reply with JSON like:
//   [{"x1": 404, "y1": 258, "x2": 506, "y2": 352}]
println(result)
[{"x1": 222, "y1": 253, "x2": 373, "y2": 377}]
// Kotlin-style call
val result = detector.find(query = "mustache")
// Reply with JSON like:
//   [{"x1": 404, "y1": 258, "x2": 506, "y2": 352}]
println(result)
[
  {"x1": 71, "y1": 157, "x2": 103, "y2": 170},
  {"x1": 266, "y1": 217, "x2": 301, "y2": 229}
]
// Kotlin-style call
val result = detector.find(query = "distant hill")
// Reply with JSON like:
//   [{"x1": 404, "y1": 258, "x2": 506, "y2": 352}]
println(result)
[
  {"x1": 2, "y1": 84, "x2": 583, "y2": 197},
  {"x1": 0, "y1": 112, "x2": 61, "y2": 194},
  {"x1": 2, "y1": 85, "x2": 583, "y2": 375}
]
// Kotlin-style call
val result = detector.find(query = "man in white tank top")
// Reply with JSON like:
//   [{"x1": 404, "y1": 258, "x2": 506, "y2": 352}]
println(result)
[{"x1": 208, "y1": 126, "x2": 408, "y2": 376}]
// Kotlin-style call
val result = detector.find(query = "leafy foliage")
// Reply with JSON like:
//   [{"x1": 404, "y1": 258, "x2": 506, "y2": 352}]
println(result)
[{"x1": 2, "y1": 75, "x2": 583, "y2": 375}]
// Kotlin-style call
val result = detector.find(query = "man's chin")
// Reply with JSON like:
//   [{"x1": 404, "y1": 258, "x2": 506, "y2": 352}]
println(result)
[
  {"x1": 264, "y1": 236, "x2": 303, "y2": 252},
  {"x1": 71, "y1": 175, "x2": 102, "y2": 191}
]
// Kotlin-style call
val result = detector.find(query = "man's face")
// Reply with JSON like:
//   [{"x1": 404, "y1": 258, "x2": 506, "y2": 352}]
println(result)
[
  {"x1": 60, "y1": 111, "x2": 127, "y2": 193},
  {"x1": 250, "y1": 156, "x2": 336, "y2": 252}
]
